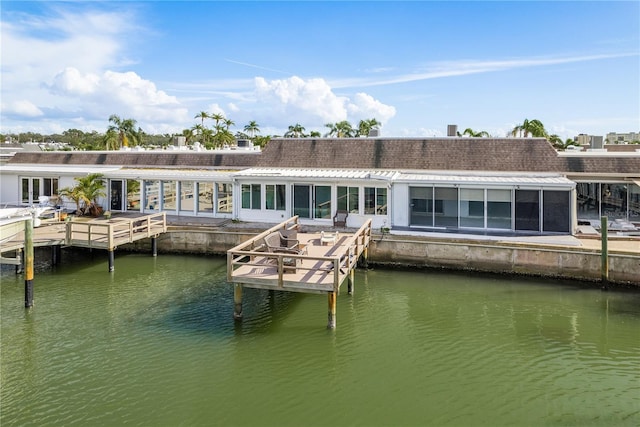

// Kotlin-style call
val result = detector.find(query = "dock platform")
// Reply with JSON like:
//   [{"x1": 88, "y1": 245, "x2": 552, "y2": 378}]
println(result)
[{"x1": 227, "y1": 216, "x2": 372, "y2": 328}]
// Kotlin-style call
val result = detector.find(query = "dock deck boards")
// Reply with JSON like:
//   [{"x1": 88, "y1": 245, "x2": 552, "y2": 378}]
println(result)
[
  {"x1": 227, "y1": 217, "x2": 371, "y2": 294},
  {"x1": 0, "y1": 213, "x2": 167, "y2": 255}
]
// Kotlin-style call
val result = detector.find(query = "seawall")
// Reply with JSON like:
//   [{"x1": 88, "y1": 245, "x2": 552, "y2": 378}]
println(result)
[{"x1": 120, "y1": 226, "x2": 640, "y2": 286}]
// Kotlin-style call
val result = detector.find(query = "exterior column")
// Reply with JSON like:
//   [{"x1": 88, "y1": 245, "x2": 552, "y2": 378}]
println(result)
[
  {"x1": 24, "y1": 219, "x2": 34, "y2": 308},
  {"x1": 233, "y1": 283, "x2": 243, "y2": 320},
  {"x1": 327, "y1": 291, "x2": 337, "y2": 329},
  {"x1": 52, "y1": 245, "x2": 61, "y2": 266}
]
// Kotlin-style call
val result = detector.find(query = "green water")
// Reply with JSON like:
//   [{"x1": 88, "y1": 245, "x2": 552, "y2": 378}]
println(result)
[{"x1": 1, "y1": 252, "x2": 639, "y2": 427}]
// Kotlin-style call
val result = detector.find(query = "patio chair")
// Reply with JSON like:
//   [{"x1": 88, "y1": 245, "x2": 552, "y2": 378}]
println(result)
[{"x1": 333, "y1": 210, "x2": 348, "y2": 227}]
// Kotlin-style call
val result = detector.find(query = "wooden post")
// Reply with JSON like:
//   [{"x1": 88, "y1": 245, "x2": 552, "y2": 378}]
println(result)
[
  {"x1": 151, "y1": 237, "x2": 157, "y2": 257},
  {"x1": 327, "y1": 291, "x2": 337, "y2": 329},
  {"x1": 348, "y1": 268, "x2": 355, "y2": 295},
  {"x1": 24, "y1": 218, "x2": 34, "y2": 308},
  {"x1": 601, "y1": 216, "x2": 609, "y2": 286},
  {"x1": 108, "y1": 248, "x2": 115, "y2": 272},
  {"x1": 234, "y1": 283, "x2": 243, "y2": 320},
  {"x1": 362, "y1": 247, "x2": 369, "y2": 268}
]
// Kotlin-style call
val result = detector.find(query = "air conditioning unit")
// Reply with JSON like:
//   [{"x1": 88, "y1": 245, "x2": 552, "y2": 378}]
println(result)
[{"x1": 368, "y1": 129, "x2": 380, "y2": 137}]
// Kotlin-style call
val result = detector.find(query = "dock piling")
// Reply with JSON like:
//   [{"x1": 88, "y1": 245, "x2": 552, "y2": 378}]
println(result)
[
  {"x1": 151, "y1": 237, "x2": 157, "y2": 257},
  {"x1": 24, "y1": 218, "x2": 34, "y2": 308},
  {"x1": 327, "y1": 291, "x2": 337, "y2": 329},
  {"x1": 108, "y1": 249, "x2": 115, "y2": 272},
  {"x1": 348, "y1": 268, "x2": 355, "y2": 295},
  {"x1": 234, "y1": 284, "x2": 243, "y2": 320}
]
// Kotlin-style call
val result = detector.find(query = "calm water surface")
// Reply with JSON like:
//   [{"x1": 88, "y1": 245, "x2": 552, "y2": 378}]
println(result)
[{"x1": 1, "y1": 252, "x2": 639, "y2": 427}]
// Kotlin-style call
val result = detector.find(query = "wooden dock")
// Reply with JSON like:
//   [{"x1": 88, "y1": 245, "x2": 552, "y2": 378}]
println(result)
[
  {"x1": 0, "y1": 213, "x2": 167, "y2": 271},
  {"x1": 227, "y1": 216, "x2": 372, "y2": 328}
]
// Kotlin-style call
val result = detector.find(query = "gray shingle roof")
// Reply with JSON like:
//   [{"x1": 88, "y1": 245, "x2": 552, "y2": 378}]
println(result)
[{"x1": 7, "y1": 138, "x2": 640, "y2": 175}]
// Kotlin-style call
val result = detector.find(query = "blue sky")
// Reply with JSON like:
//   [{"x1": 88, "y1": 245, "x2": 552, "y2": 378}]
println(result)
[{"x1": 1, "y1": 1, "x2": 638, "y2": 139}]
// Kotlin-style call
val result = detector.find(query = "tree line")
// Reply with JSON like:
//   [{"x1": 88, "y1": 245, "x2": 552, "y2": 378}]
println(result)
[{"x1": 4, "y1": 116, "x2": 633, "y2": 152}]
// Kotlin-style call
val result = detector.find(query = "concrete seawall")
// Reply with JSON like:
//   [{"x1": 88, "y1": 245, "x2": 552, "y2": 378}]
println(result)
[{"x1": 121, "y1": 228, "x2": 640, "y2": 286}]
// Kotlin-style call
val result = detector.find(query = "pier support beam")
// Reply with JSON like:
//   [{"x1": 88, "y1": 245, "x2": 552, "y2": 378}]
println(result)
[
  {"x1": 348, "y1": 268, "x2": 355, "y2": 295},
  {"x1": 24, "y1": 219, "x2": 34, "y2": 308},
  {"x1": 327, "y1": 291, "x2": 337, "y2": 329},
  {"x1": 51, "y1": 245, "x2": 61, "y2": 266},
  {"x1": 233, "y1": 284, "x2": 243, "y2": 320},
  {"x1": 108, "y1": 249, "x2": 115, "y2": 272},
  {"x1": 360, "y1": 247, "x2": 369, "y2": 268},
  {"x1": 151, "y1": 237, "x2": 157, "y2": 257}
]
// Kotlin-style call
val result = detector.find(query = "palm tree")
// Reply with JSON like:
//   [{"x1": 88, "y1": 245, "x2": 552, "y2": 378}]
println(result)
[
  {"x1": 458, "y1": 128, "x2": 490, "y2": 137},
  {"x1": 356, "y1": 118, "x2": 381, "y2": 137},
  {"x1": 325, "y1": 121, "x2": 354, "y2": 138},
  {"x1": 244, "y1": 121, "x2": 260, "y2": 138},
  {"x1": 108, "y1": 115, "x2": 141, "y2": 148},
  {"x1": 102, "y1": 128, "x2": 119, "y2": 150},
  {"x1": 194, "y1": 111, "x2": 210, "y2": 127},
  {"x1": 511, "y1": 119, "x2": 547, "y2": 138},
  {"x1": 223, "y1": 118, "x2": 235, "y2": 132},
  {"x1": 75, "y1": 173, "x2": 106, "y2": 216},
  {"x1": 285, "y1": 123, "x2": 306, "y2": 138},
  {"x1": 309, "y1": 130, "x2": 322, "y2": 138},
  {"x1": 210, "y1": 113, "x2": 225, "y2": 130}
]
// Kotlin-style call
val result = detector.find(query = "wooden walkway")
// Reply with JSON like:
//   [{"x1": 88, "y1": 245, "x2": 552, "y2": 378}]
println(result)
[{"x1": 227, "y1": 216, "x2": 372, "y2": 328}]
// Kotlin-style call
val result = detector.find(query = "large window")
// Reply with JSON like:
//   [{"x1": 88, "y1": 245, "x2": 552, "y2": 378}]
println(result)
[
  {"x1": 364, "y1": 187, "x2": 387, "y2": 215},
  {"x1": 337, "y1": 186, "x2": 359, "y2": 213},
  {"x1": 434, "y1": 187, "x2": 458, "y2": 227},
  {"x1": 162, "y1": 181, "x2": 177, "y2": 211},
  {"x1": 126, "y1": 179, "x2": 140, "y2": 211},
  {"x1": 460, "y1": 189, "x2": 484, "y2": 228},
  {"x1": 515, "y1": 190, "x2": 539, "y2": 231},
  {"x1": 242, "y1": 184, "x2": 261, "y2": 210},
  {"x1": 266, "y1": 184, "x2": 286, "y2": 210},
  {"x1": 602, "y1": 184, "x2": 628, "y2": 220},
  {"x1": 198, "y1": 182, "x2": 214, "y2": 213},
  {"x1": 543, "y1": 191, "x2": 570, "y2": 232},
  {"x1": 217, "y1": 183, "x2": 233, "y2": 213},
  {"x1": 630, "y1": 183, "x2": 640, "y2": 222},
  {"x1": 487, "y1": 189, "x2": 511, "y2": 229},
  {"x1": 410, "y1": 187, "x2": 433, "y2": 226},
  {"x1": 144, "y1": 180, "x2": 160, "y2": 211},
  {"x1": 314, "y1": 185, "x2": 331, "y2": 218},
  {"x1": 180, "y1": 182, "x2": 194, "y2": 212}
]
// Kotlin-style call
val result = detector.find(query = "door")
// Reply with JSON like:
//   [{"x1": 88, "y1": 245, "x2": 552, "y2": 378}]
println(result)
[
  {"x1": 21, "y1": 178, "x2": 40, "y2": 204},
  {"x1": 410, "y1": 187, "x2": 433, "y2": 226},
  {"x1": 110, "y1": 180, "x2": 124, "y2": 211},
  {"x1": 293, "y1": 185, "x2": 311, "y2": 218}
]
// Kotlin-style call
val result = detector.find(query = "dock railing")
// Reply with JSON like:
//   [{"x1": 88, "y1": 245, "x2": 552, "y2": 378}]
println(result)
[
  {"x1": 227, "y1": 217, "x2": 372, "y2": 292},
  {"x1": 65, "y1": 212, "x2": 167, "y2": 249}
]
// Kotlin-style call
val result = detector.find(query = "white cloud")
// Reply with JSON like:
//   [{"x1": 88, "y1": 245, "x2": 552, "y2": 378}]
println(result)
[
  {"x1": 253, "y1": 76, "x2": 395, "y2": 128},
  {"x1": 45, "y1": 68, "x2": 190, "y2": 126},
  {"x1": 2, "y1": 100, "x2": 44, "y2": 118}
]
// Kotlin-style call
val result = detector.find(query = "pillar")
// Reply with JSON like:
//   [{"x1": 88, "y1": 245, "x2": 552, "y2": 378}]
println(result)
[
  {"x1": 327, "y1": 291, "x2": 337, "y2": 329},
  {"x1": 361, "y1": 247, "x2": 369, "y2": 268},
  {"x1": 151, "y1": 237, "x2": 157, "y2": 257},
  {"x1": 24, "y1": 219, "x2": 34, "y2": 308},
  {"x1": 601, "y1": 216, "x2": 609, "y2": 287},
  {"x1": 108, "y1": 248, "x2": 115, "y2": 272},
  {"x1": 348, "y1": 268, "x2": 355, "y2": 295},
  {"x1": 233, "y1": 283, "x2": 243, "y2": 320}
]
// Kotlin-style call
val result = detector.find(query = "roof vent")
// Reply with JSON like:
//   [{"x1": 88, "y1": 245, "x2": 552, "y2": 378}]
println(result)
[{"x1": 368, "y1": 129, "x2": 380, "y2": 137}]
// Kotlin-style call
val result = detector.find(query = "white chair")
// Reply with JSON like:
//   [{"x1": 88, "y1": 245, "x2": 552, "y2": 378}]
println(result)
[{"x1": 320, "y1": 231, "x2": 339, "y2": 246}]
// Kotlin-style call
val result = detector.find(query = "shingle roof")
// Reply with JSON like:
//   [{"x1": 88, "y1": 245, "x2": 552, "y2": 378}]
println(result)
[
  {"x1": 6, "y1": 138, "x2": 640, "y2": 175},
  {"x1": 7, "y1": 151, "x2": 261, "y2": 168}
]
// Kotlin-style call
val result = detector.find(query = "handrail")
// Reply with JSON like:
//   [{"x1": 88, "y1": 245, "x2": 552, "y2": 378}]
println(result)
[
  {"x1": 227, "y1": 217, "x2": 372, "y2": 291},
  {"x1": 65, "y1": 213, "x2": 167, "y2": 248}
]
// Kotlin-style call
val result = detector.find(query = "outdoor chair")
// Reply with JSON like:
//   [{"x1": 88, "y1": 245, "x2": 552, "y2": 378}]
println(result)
[
  {"x1": 333, "y1": 210, "x2": 348, "y2": 227},
  {"x1": 320, "y1": 231, "x2": 339, "y2": 246}
]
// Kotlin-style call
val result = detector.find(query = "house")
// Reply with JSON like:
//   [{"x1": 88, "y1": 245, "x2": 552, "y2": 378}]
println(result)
[{"x1": 1, "y1": 137, "x2": 638, "y2": 235}]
